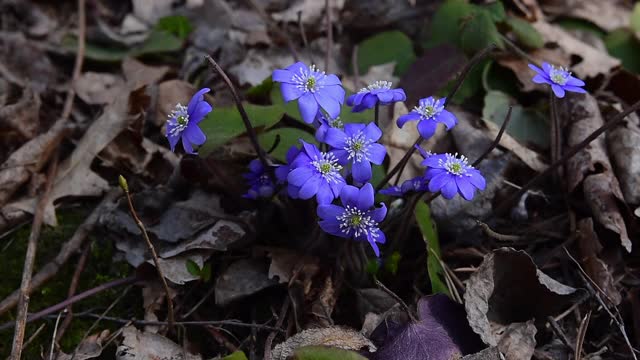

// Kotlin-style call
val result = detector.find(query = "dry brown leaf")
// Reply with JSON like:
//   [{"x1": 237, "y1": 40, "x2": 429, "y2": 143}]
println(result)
[
  {"x1": 155, "y1": 79, "x2": 215, "y2": 127},
  {"x1": 496, "y1": 49, "x2": 570, "y2": 92},
  {"x1": 576, "y1": 218, "x2": 621, "y2": 305},
  {"x1": 532, "y1": 20, "x2": 620, "y2": 78},
  {"x1": 122, "y1": 57, "x2": 169, "y2": 90},
  {"x1": 482, "y1": 118, "x2": 548, "y2": 172},
  {"x1": 464, "y1": 248, "x2": 579, "y2": 357},
  {"x1": 271, "y1": 0, "x2": 345, "y2": 25},
  {"x1": 607, "y1": 114, "x2": 640, "y2": 205},
  {"x1": 539, "y1": 0, "x2": 630, "y2": 32},
  {"x1": 215, "y1": 258, "x2": 279, "y2": 306},
  {"x1": 497, "y1": 321, "x2": 537, "y2": 360},
  {"x1": 0, "y1": 87, "x2": 41, "y2": 139},
  {"x1": 512, "y1": 0, "x2": 544, "y2": 20},
  {"x1": 56, "y1": 330, "x2": 109, "y2": 360},
  {"x1": 264, "y1": 247, "x2": 320, "y2": 284},
  {"x1": 116, "y1": 326, "x2": 201, "y2": 360},
  {"x1": 74, "y1": 72, "x2": 125, "y2": 105},
  {"x1": 271, "y1": 326, "x2": 376, "y2": 360}
]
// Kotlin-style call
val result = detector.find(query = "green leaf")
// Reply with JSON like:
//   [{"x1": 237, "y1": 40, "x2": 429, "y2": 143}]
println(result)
[
  {"x1": 292, "y1": 346, "x2": 368, "y2": 360},
  {"x1": 479, "y1": 1, "x2": 506, "y2": 22},
  {"x1": 460, "y1": 10, "x2": 504, "y2": 55},
  {"x1": 270, "y1": 86, "x2": 303, "y2": 121},
  {"x1": 259, "y1": 127, "x2": 316, "y2": 161},
  {"x1": 555, "y1": 18, "x2": 605, "y2": 37},
  {"x1": 201, "y1": 262, "x2": 212, "y2": 282},
  {"x1": 357, "y1": 31, "x2": 416, "y2": 75},
  {"x1": 199, "y1": 103, "x2": 284, "y2": 156},
  {"x1": 222, "y1": 351, "x2": 248, "y2": 360},
  {"x1": 62, "y1": 35, "x2": 129, "y2": 62},
  {"x1": 185, "y1": 259, "x2": 201, "y2": 277},
  {"x1": 437, "y1": 58, "x2": 490, "y2": 104},
  {"x1": 131, "y1": 29, "x2": 183, "y2": 56},
  {"x1": 365, "y1": 258, "x2": 380, "y2": 276},
  {"x1": 155, "y1": 15, "x2": 193, "y2": 39},
  {"x1": 630, "y1": 3, "x2": 640, "y2": 34},
  {"x1": 414, "y1": 201, "x2": 449, "y2": 296},
  {"x1": 604, "y1": 29, "x2": 640, "y2": 74},
  {"x1": 384, "y1": 251, "x2": 401, "y2": 275},
  {"x1": 506, "y1": 16, "x2": 544, "y2": 49},
  {"x1": 247, "y1": 77, "x2": 275, "y2": 100},
  {"x1": 423, "y1": 0, "x2": 475, "y2": 48},
  {"x1": 482, "y1": 90, "x2": 549, "y2": 148}
]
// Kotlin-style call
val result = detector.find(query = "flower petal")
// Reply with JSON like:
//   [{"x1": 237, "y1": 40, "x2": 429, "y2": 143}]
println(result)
[
  {"x1": 542, "y1": 62, "x2": 552, "y2": 74},
  {"x1": 532, "y1": 74, "x2": 551, "y2": 85},
  {"x1": 422, "y1": 154, "x2": 446, "y2": 169},
  {"x1": 367, "y1": 143, "x2": 387, "y2": 165},
  {"x1": 324, "y1": 128, "x2": 348, "y2": 149},
  {"x1": 317, "y1": 204, "x2": 344, "y2": 220},
  {"x1": 357, "y1": 183, "x2": 375, "y2": 209},
  {"x1": 190, "y1": 101, "x2": 212, "y2": 124},
  {"x1": 314, "y1": 91, "x2": 341, "y2": 119},
  {"x1": 427, "y1": 171, "x2": 451, "y2": 192},
  {"x1": 467, "y1": 169, "x2": 486, "y2": 190},
  {"x1": 366, "y1": 232, "x2": 381, "y2": 257},
  {"x1": 316, "y1": 181, "x2": 335, "y2": 204},
  {"x1": 397, "y1": 112, "x2": 420, "y2": 128},
  {"x1": 551, "y1": 84, "x2": 565, "y2": 98},
  {"x1": 321, "y1": 74, "x2": 342, "y2": 86},
  {"x1": 369, "y1": 203, "x2": 387, "y2": 222},
  {"x1": 272, "y1": 69, "x2": 293, "y2": 83},
  {"x1": 298, "y1": 175, "x2": 321, "y2": 199},
  {"x1": 167, "y1": 132, "x2": 180, "y2": 152},
  {"x1": 288, "y1": 167, "x2": 314, "y2": 186},
  {"x1": 184, "y1": 125, "x2": 206, "y2": 145},
  {"x1": 440, "y1": 178, "x2": 458, "y2": 199},
  {"x1": 281, "y1": 83, "x2": 305, "y2": 102},
  {"x1": 455, "y1": 177, "x2": 475, "y2": 200},
  {"x1": 528, "y1": 63, "x2": 544, "y2": 74},
  {"x1": 435, "y1": 110, "x2": 457, "y2": 130},
  {"x1": 564, "y1": 86, "x2": 587, "y2": 94},
  {"x1": 187, "y1": 88, "x2": 210, "y2": 114},
  {"x1": 182, "y1": 136, "x2": 196, "y2": 154},
  {"x1": 377, "y1": 90, "x2": 394, "y2": 103},
  {"x1": 319, "y1": 219, "x2": 344, "y2": 237},
  {"x1": 425, "y1": 168, "x2": 445, "y2": 180},
  {"x1": 363, "y1": 122, "x2": 383, "y2": 142},
  {"x1": 352, "y1": 160, "x2": 372, "y2": 183},
  {"x1": 566, "y1": 76, "x2": 585, "y2": 87},
  {"x1": 340, "y1": 184, "x2": 359, "y2": 207},
  {"x1": 417, "y1": 119, "x2": 437, "y2": 139},
  {"x1": 298, "y1": 93, "x2": 319, "y2": 123}
]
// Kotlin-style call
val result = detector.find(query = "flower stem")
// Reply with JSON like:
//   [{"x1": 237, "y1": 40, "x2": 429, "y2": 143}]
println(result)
[
  {"x1": 205, "y1": 56, "x2": 272, "y2": 175},
  {"x1": 374, "y1": 102, "x2": 380, "y2": 127},
  {"x1": 549, "y1": 93, "x2": 562, "y2": 183}
]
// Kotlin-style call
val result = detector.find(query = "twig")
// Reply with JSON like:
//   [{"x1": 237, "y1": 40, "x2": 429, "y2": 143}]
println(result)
[
  {"x1": 374, "y1": 103, "x2": 380, "y2": 127},
  {"x1": 56, "y1": 243, "x2": 91, "y2": 342},
  {"x1": 49, "y1": 310, "x2": 65, "y2": 360},
  {"x1": 204, "y1": 56, "x2": 271, "y2": 173},
  {"x1": 499, "y1": 33, "x2": 540, "y2": 67},
  {"x1": 476, "y1": 220, "x2": 522, "y2": 242},
  {"x1": 0, "y1": 189, "x2": 119, "y2": 316},
  {"x1": 264, "y1": 297, "x2": 290, "y2": 360},
  {"x1": 575, "y1": 311, "x2": 591, "y2": 360},
  {"x1": 324, "y1": 0, "x2": 332, "y2": 72},
  {"x1": 376, "y1": 44, "x2": 497, "y2": 191},
  {"x1": 547, "y1": 316, "x2": 575, "y2": 353},
  {"x1": 494, "y1": 99, "x2": 640, "y2": 215},
  {"x1": 472, "y1": 106, "x2": 512, "y2": 167},
  {"x1": 21, "y1": 323, "x2": 46, "y2": 351},
  {"x1": 118, "y1": 176, "x2": 174, "y2": 329},
  {"x1": 182, "y1": 285, "x2": 216, "y2": 318},
  {"x1": 374, "y1": 279, "x2": 417, "y2": 322},
  {"x1": 549, "y1": 93, "x2": 561, "y2": 183},
  {"x1": 10, "y1": 153, "x2": 58, "y2": 359}
]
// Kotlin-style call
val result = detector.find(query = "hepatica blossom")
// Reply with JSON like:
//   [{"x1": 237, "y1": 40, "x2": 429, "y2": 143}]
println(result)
[
  {"x1": 397, "y1": 96, "x2": 457, "y2": 140},
  {"x1": 317, "y1": 183, "x2": 387, "y2": 256},
  {"x1": 529, "y1": 62, "x2": 586, "y2": 98},
  {"x1": 272, "y1": 62, "x2": 345, "y2": 123},
  {"x1": 347, "y1": 81, "x2": 406, "y2": 112},
  {"x1": 287, "y1": 140, "x2": 346, "y2": 204},
  {"x1": 243, "y1": 159, "x2": 275, "y2": 199},
  {"x1": 379, "y1": 176, "x2": 429, "y2": 197},
  {"x1": 166, "y1": 87, "x2": 212, "y2": 154},
  {"x1": 423, "y1": 153, "x2": 485, "y2": 200},
  {"x1": 315, "y1": 112, "x2": 344, "y2": 143},
  {"x1": 325, "y1": 123, "x2": 386, "y2": 183}
]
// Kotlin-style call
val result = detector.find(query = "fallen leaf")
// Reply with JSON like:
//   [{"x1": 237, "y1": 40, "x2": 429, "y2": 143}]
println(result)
[
  {"x1": 342, "y1": 62, "x2": 399, "y2": 94},
  {"x1": 576, "y1": 218, "x2": 621, "y2": 304},
  {"x1": 272, "y1": 326, "x2": 376, "y2": 360},
  {"x1": 74, "y1": 72, "x2": 126, "y2": 105},
  {"x1": 532, "y1": 20, "x2": 620, "y2": 78},
  {"x1": 539, "y1": 0, "x2": 630, "y2": 32},
  {"x1": 464, "y1": 248, "x2": 580, "y2": 358},
  {"x1": 356, "y1": 289, "x2": 398, "y2": 322},
  {"x1": 0, "y1": 32, "x2": 59, "y2": 92},
  {"x1": 496, "y1": 321, "x2": 537, "y2": 360},
  {"x1": 607, "y1": 113, "x2": 640, "y2": 204},
  {"x1": 215, "y1": 258, "x2": 278, "y2": 306},
  {"x1": 154, "y1": 253, "x2": 205, "y2": 285},
  {"x1": 55, "y1": 330, "x2": 110, "y2": 360},
  {"x1": 481, "y1": 118, "x2": 548, "y2": 173},
  {"x1": 496, "y1": 49, "x2": 570, "y2": 92},
  {"x1": 271, "y1": 0, "x2": 345, "y2": 25},
  {"x1": 132, "y1": 0, "x2": 176, "y2": 25},
  {"x1": 461, "y1": 347, "x2": 502, "y2": 360},
  {"x1": 122, "y1": 57, "x2": 169, "y2": 90},
  {"x1": 0, "y1": 86, "x2": 41, "y2": 139},
  {"x1": 228, "y1": 48, "x2": 295, "y2": 87},
  {"x1": 116, "y1": 326, "x2": 202, "y2": 360},
  {"x1": 265, "y1": 248, "x2": 320, "y2": 284}
]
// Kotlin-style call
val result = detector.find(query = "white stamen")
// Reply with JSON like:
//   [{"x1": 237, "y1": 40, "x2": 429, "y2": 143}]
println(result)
[
  {"x1": 337, "y1": 205, "x2": 378, "y2": 238},
  {"x1": 292, "y1": 64, "x2": 326, "y2": 93},
  {"x1": 311, "y1": 152, "x2": 343, "y2": 183},
  {"x1": 167, "y1": 103, "x2": 189, "y2": 136},
  {"x1": 414, "y1": 98, "x2": 443, "y2": 119},
  {"x1": 549, "y1": 65, "x2": 571, "y2": 85},
  {"x1": 344, "y1": 131, "x2": 372, "y2": 162},
  {"x1": 439, "y1": 153, "x2": 471, "y2": 176},
  {"x1": 358, "y1": 80, "x2": 392, "y2": 93}
]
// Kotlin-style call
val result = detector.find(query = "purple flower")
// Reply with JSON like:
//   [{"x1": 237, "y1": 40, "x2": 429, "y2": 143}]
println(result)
[
  {"x1": 287, "y1": 140, "x2": 346, "y2": 204},
  {"x1": 272, "y1": 62, "x2": 345, "y2": 123},
  {"x1": 397, "y1": 97, "x2": 457, "y2": 140},
  {"x1": 422, "y1": 153, "x2": 486, "y2": 200},
  {"x1": 324, "y1": 123, "x2": 387, "y2": 183},
  {"x1": 275, "y1": 145, "x2": 301, "y2": 183},
  {"x1": 379, "y1": 176, "x2": 429, "y2": 197},
  {"x1": 317, "y1": 183, "x2": 387, "y2": 256},
  {"x1": 346, "y1": 81, "x2": 406, "y2": 112},
  {"x1": 243, "y1": 159, "x2": 275, "y2": 199},
  {"x1": 529, "y1": 62, "x2": 586, "y2": 98},
  {"x1": 166, "y1": 87, "x2": 212, "y2": 154},
  {"x1": 315, "y1": 112, "x2": 344, "y2": 143}
]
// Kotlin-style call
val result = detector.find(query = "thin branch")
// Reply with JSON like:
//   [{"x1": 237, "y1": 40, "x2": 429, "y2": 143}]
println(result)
[
  {"x1": 119, "y1": 176, "x2": 174, "y2": 329},
  {"x1": 205, "y1": 56, "x2": 271, "y2": 173},
  {"x1": 10, "y1": 153, "x2": 58, "y2": 359},
  {"x1": 494, "y1": 99, "x2": 640, "y2": 215},
  {"x1": 375, "y1": 279, "x2": 417, "y2": 322},
  {"x1": 374, "y1": 103, "x2": 380, "y2": 127},
  {"x1": 324, "y1": 0, "x2": 332, "y2": 72},
  {"x1": 264, "y1": 297, "x2": 290, "y2": 360},
  {"x1": 56, "y1": 243, "x2": 91, "y2": 342},
  {"x1": 472, "y1": 106, "x2": 512, "y2": 167}
]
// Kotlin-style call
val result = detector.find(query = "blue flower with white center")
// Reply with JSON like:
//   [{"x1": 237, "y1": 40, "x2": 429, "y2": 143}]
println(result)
[
  {"x1": 165, "y1": 87, "x2": 212, "y2": 154},
  {"x1": 379, "y1": 176, "x2": 429, "y2": 197},
  {"x1": 287, "y1": 140, "x2": 346, "y2": 204},
  {"x1": 397, "y1": 96, "x2": 457, "y2": 140},
  {"x1": 324, "y1": 123, "x2": 387, "y2": 183},
  {"x1": 528, "y1": 62, "x2": 586, "y2": 98},
  {"x1": 272, "y1": 62, "x2": 345, "y2": 124},
  {"x1": 422, "y1": 153, "x2": 486, "y2": 200},
  {"x1": 243, "y1": 159, "x2": 275, "y2": 199},
  {"x1": 315, "y1": 111, "x2": 344, "y2": 143},
  {"x1": 346, "y1": 80, "x2": 407, "y2": 112},
  {"x1": 317, "y1": 183, "x2": 387, "y2": 257}
]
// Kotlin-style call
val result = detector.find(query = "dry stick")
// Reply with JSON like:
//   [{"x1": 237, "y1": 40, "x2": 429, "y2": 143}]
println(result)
[
  {"x1": 118, "y1": 176, "x2": 175, "y2": 330},
  {"x1": 205, "y1": 56, "x2": 271, "y2": 173},
  {"x1": 49, "y1": 311, "x2": 65, "y2": 360},
  {"x1": 374, "y1": 279, "x2": 418, "y2": 322},
  {"x1": 375, "y1": 43, "x2": 497, "y2": 191},
  {"x1": 549, "y1": 93, "x2": 561, "y2": 183},
  {"x1": 575, "y1": 311, "x2": 591, "y2": 360},
  {"x1": 21, "y1": 323, "x2": 46, "y2": 351},
  {"x1": 547, "y1": 316, "x2": 576, "y2": 353},
  {"x1": 493, "y1": 99, "x2": 640, "y2": 216},
  {"x1": 10, "y1": 154, "x2": 59, "y2": 359},
  {"x1": 264, "y1": 297, "x2": 291, "y2": 360},
  {"x1": 324, "y1": 0, "x2": 332, "y2": 72},
  {"x1": 56, "y1": 243, "x2": 91, "y2": 342}
]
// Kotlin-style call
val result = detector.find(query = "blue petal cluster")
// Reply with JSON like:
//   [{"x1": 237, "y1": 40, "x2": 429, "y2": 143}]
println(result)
[
  {"x1": 325, "y1": 123, "x2": 386, "y2": 183},
  {"x1": 347, "y1": 81, "x2": 406, "y2": 112},
  {"x1": 397, "y1": 96, "x2": 457, "y2": 139},
  {"x1": 528, "y1": 62, "x2": 586, "y2": 98},
  {"x1": 379, "y1": 176, "x2": 429, "y2": 197},
  {"x1": 243, "y1": 159, "x2": 275, "y2": 199},
  {"x1": 166, "y1": 88, "x2": 212, "y2": 154},
  {"x1": 422, "y1": 153, "x2": 486, "y2": 200}
]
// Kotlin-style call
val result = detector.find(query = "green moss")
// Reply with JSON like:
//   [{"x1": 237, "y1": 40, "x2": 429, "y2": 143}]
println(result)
[{"x1": 0, "y1": 208, "x2": 140, "y2": 357}]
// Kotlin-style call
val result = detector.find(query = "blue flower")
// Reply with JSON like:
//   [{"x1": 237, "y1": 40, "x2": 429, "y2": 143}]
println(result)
[
  {"x1": 315, "y1": 112, "x2": 344, "y2": 143},
  {"x1": 243, "y1": 159, "x2": 275, "y2": 199},
  {"x1": 346, "y1": 81, "x2": 406, "y2": 112},
  {"x1": 324, "y1": 123, "x2": 387, "y2": 183},
  {"x1": 287, "y1": 140, "x2": 346, "y2": 204},
  {"x1": 379, "y1": 176, "x2": 429, "y2": 197},
  {"x1": 275, "y1": 145, "x2": 301, "y2": 184},
  {"x1": 166, "y1": 88, "x2": 212, "y2": 154},
  {"x1": 397, "y1": 96, "x2": 457, "y2": 140},
  {"x1": 528, "y1": 62, "x2": 586, "y2": 98},
  {"x1": 272, "y1": 62, "x2": 345, "y2": 124},
  {"x1": 422, "y1": 153, "x2": 486, "y2": 200},
  {"x1": 317, "y1": 183, "x2": 387, "y2": 256}
]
